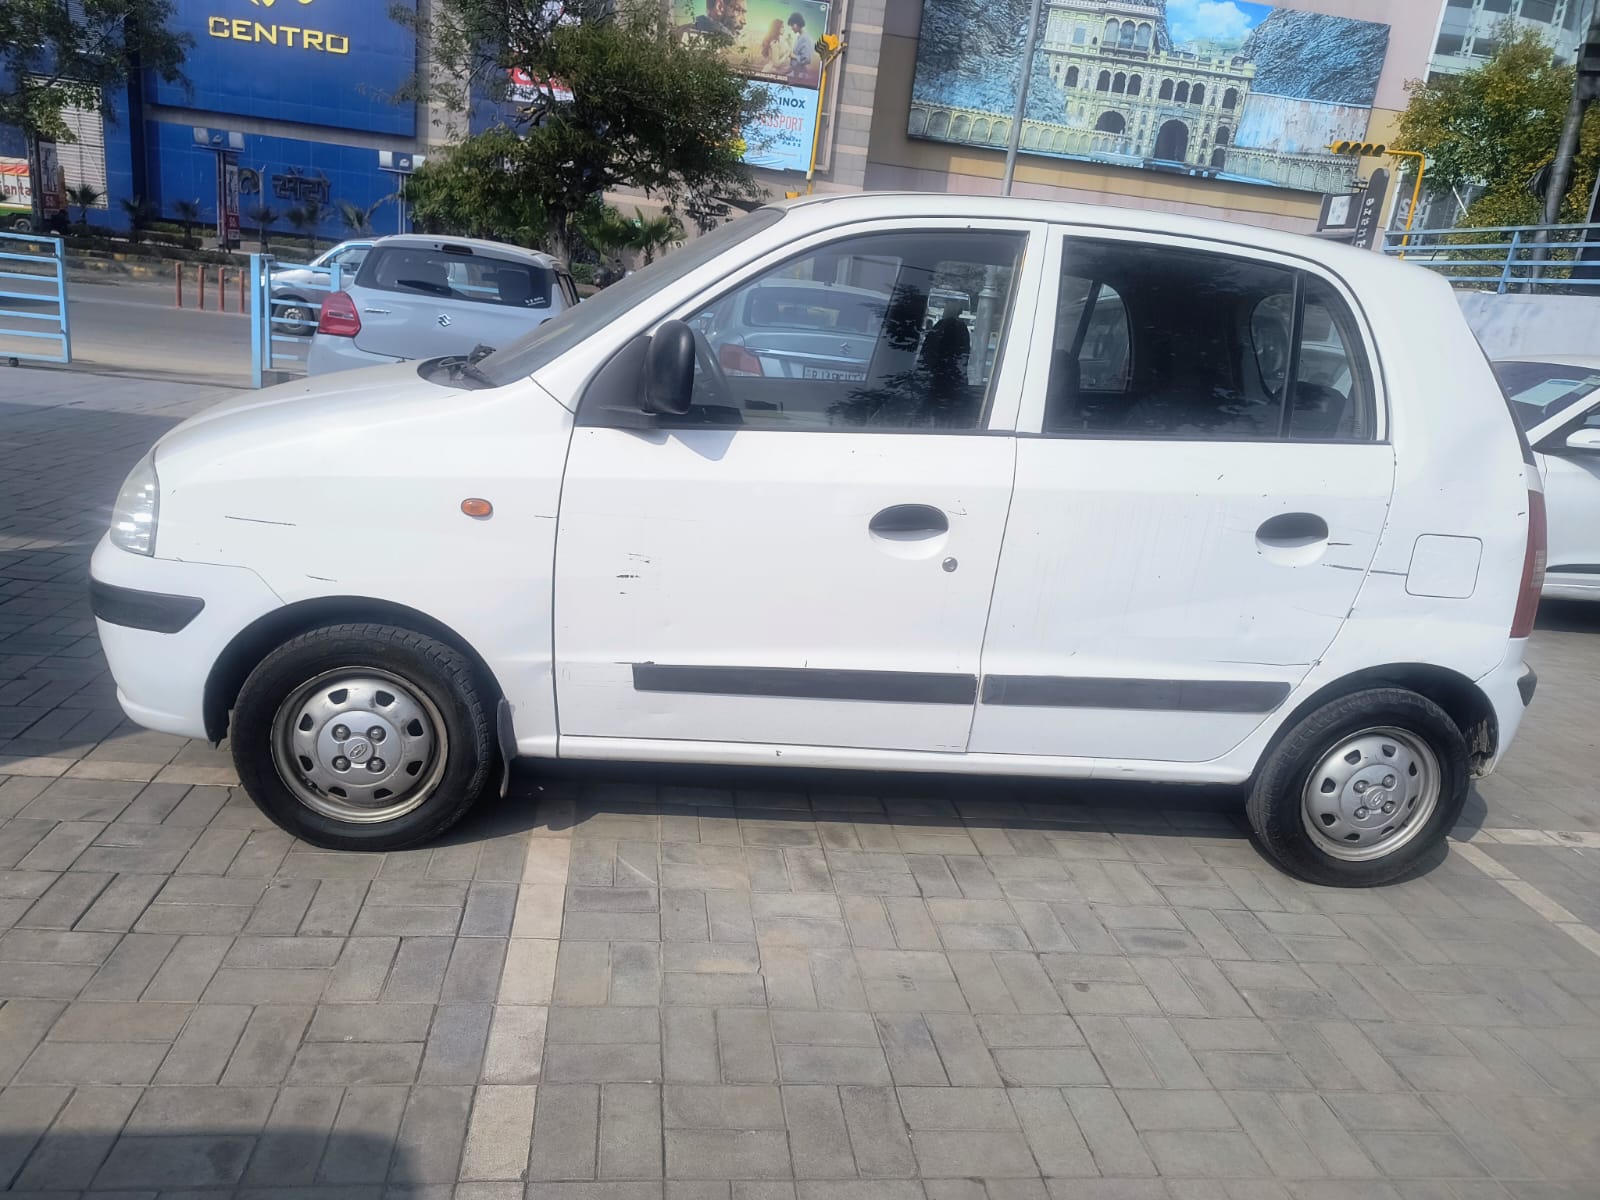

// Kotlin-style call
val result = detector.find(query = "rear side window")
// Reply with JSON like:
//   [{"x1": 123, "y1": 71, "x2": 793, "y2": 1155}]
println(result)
[
  {"x1": 1045, "y1": 239, "x2": 1375, "y2": 441},
  {"x1": 358, "y1": 247, "x2": 555, "y2": 309}
]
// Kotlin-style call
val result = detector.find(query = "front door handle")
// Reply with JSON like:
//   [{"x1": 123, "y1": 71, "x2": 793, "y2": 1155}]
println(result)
[
  {"x1": 870, "y1": 504, "x2": 949, "y2": 538},
  {"x1": 1256, "y1": 512, "x2": 1329, "y2": 548}
]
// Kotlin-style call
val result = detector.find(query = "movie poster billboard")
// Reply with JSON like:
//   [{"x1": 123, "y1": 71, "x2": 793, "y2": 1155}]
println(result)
[
  {"x1": 909, "y1": 0, "x2": 1391, "y2": 193},
  {"x1": 675, "y1": 0, "x2": 831, "y2": 172}
]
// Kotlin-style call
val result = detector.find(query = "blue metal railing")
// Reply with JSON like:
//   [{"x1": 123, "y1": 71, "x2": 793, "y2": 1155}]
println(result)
[
  {"x1": 0, "y1": 230, "x2": 70, "y2": 364},
  {"x1": 1380, "y1": 222, "x2": 1600, "y2": 293},
  {"x1": 249, "y1": 253, "x2": 344, "y2": 387}
]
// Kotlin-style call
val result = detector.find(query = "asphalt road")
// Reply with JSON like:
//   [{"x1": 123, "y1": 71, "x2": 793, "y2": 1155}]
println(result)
[{"x1": 2, "y1": 272, "x2": 262, "y2": 387}]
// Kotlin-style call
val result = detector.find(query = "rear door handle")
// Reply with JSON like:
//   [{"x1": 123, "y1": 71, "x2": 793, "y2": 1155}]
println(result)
[{"x1": 870, "y1": 504, "x2": 949, "y2": 538}]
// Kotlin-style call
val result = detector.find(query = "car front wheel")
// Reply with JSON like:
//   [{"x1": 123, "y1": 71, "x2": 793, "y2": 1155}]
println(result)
[
  {"x1": 1247, "y1": 687, "x2": 1470, "y2": 887},
  {"x1": 273, "y1": 295, "x2": 315, "y2": 335},
  {"x1": 231, "y1": 623, "x2": 497, "y2": 850}
]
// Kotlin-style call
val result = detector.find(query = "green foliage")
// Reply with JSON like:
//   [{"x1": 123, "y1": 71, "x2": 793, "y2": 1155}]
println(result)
[
  {"x1": 119, "y1": 195, "x2": 157, "y2": 243},
  {"x1": 405, "y1": 128, "x2": 548, "y2": 243},
  {"x1": 1396, "y1": 26, "x2": 1600, "y2": 226},
  {"x1": 247, "y1": 205, "x2": 279, "y2": 252},
  {"x1": 284, "y1": 201, "x2": 328, "y2": 255},
  {"x1": 172, "y1": 198, "x2": 201, "y2": 242},
  {"x1": 0, "y1": 0, "x2": 190, "y2": 140},
  {"x1": 67, "y1": 184, "x2": 102, "y2": 227},
  {"x1": 337, "y1": 197, "x2": 389, "y2": 236},
  {"x1": 396, "y1": 0, "x2": 761, "y2": 257}
]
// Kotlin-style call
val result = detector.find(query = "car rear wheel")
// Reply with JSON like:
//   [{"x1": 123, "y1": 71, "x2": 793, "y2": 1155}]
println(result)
[
  {"x1": 1247, "y1": 687, "x2": 1469, "y2": 887},
  {"x1": 273, "y1": 295, "x2": 315, "y2": 335},
  {"x1": 231, "y1": 623, "x2": 496, "y2": 850}
]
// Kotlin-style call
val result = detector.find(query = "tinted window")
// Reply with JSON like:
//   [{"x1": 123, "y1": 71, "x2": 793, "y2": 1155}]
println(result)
[
  {"x1": 359, "y1": 246, "x2": 555, "y2": 309},
  {"x1": 674, "y1": 229, "x2": 1025, "y2": 432},
  {"x1": 1046, "y1": 239, "x2": 1374, "y2": 441}
]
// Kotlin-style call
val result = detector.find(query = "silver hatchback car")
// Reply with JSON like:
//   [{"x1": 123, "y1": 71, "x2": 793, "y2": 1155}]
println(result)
[{"x1": 307, "y1": 235, "x2": 579, "y2": 375}]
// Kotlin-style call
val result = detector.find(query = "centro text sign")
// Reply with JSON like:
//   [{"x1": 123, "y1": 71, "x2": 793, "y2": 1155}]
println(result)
[{"x1": 149, "y1": 0, "x2": 418, "y2": 136}]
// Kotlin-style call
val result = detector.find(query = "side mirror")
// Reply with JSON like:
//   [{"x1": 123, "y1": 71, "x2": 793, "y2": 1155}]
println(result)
[
  {"x1": 1564, "y1": 427, "x2": 1600, "y2": 454},
  {"x1": 641, "y1": 319, "x2": 695, "y2": 416}
]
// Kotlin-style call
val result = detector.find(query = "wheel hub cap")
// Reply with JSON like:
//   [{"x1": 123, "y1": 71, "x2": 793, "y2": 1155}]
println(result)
[
  {"x1": 1301, "y1": 727, "x2": 1440, "y2": 863},
  {"x1": 271, "y1": 670, "x2": 446, "y2": 824}
]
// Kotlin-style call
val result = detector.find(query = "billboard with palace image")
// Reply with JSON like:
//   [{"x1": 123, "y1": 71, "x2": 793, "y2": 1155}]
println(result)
[{"x1": 909, "y1": 0, "x2": 1391, "y2": 193}]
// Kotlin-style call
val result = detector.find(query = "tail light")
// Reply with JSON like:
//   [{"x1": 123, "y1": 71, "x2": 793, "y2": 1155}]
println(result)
[
  {"x1": 317, "y1": 290, "x2": 361, "y2": 337},
  {"x1": 718, "y1": 343, "x2": 764, "y2": 377},
  {"x1": 1511, "y1": 489, "x2": 1546, "y2": 638}
]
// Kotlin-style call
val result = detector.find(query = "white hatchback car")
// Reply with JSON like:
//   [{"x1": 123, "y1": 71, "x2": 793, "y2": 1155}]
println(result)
[
  {"x1": 1494, "y1": 356, "x2": 1600, "y2": 601},
  {"x1": 90, "y1": 194, "x2": 1542, "y2": 886}
]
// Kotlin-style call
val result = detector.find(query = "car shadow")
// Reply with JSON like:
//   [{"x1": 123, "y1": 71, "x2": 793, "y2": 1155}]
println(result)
[{"x1": 0, "y1": 1125, "x2": 429, "y2": 1191}]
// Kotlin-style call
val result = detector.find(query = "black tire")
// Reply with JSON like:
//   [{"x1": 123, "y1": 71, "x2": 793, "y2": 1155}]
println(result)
[
  {"x1": 231, "y1": 623, "x2": 497, "y2": 850},
  {"x1": 1247, "y1": 687, "x2": 1470, "y2": 887},
  {"x1": 273, "y1": 294, "x2": 315, "y2": 336}
]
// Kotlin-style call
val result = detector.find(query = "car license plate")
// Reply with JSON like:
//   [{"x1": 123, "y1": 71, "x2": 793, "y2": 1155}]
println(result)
[{"x1": 802, "y1": 365, "x2": 865, "y2": 381}]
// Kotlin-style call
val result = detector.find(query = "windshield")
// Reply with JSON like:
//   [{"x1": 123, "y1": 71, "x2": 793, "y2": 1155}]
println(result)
[
  {"x1": 1493, "y1": 360, "x2": 1600, "y2": 427},
  {"x1": 474, "y1": 207, "x2": 786, "y2": 387}
]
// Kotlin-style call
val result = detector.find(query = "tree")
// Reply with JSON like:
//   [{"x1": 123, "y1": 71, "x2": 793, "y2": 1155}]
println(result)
[
  {"x1": 284, "y1": 200, "x2": 328, "y2": 255},
  {"x1": 119, "y1": 194, "x2": 155, "y2": 243},
  {"x1": 1395, "y1": 26, "x2": 1600, "y2": 227},
  {"x1": 247, "y1": 205, "x2": 278, "y2": 252},
  {"x1": 628, "y1": 207, "x2": 685, "y2": 264},
  {"x1": 67, "y1": 183, "x2": 101, "y2": 229},
  {"x1": 337, "y1": 197, "x2": 389, "y2": 237},
  {"x1": 396, "y1": 0, "x2": 761, "y2": 260},
  {"x1": 172, "y1": 197, "x2": 200, "y2": 244},
  {"x1": 404, "y1": 128, "x2": 547, "y2": 242},
  {"x1": 0, "y1": 1, "x2": 190, "y2": 229}
]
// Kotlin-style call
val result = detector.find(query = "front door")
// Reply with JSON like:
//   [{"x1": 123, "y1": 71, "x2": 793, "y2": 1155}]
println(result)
[
  {"x1": 973, "y1": 231, "x2": 1395, "y2": 764},
  {"x1": 554, "y1": 223, "x2": 1039, "y2": 753}
]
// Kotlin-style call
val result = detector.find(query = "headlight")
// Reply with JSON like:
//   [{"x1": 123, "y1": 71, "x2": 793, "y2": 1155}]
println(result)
[{"x1": 109, "y1": 453, "x2": 159, "y2": 556}]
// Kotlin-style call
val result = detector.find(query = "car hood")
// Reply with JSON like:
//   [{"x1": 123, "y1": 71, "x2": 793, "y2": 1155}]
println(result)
[
  {"x1": 270, "y1": 268, "x2": 324, "y2": 289},
  {"x1": 158, "y1": 360, "x2": 435, "y2": 448}
]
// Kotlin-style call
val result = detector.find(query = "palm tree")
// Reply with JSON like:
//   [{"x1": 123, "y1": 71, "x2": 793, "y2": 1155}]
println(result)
[
  {"x1": 119, "y1": 195, "x2": 157, "y2": 244},
  {"x1": 284, "y1": 200, "x2": 327, "y2": 256},
  {"x1": 67, "y1": 184, "x2": 101, "y2": 230},
  {"x1": 336, "y1": 197, "x2": 389, "y2": 237},
  {"x1": 628, "y1": 207, "x2": 685, "y2": 265},
  {"x1": 172, "y1": 198, "x2": 202, "y2": 245},
  {"x1": 247, "y1": 204, "x2": 278, "y2": 252}
]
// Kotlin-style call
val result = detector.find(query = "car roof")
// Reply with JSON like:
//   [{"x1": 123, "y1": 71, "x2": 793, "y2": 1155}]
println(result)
[
  {"x1": 770, "y1": 192, "x2": 1414, "y2": 281},
  {"x1": 369, "y1": 233, "x2": 561, "y2": 268}
]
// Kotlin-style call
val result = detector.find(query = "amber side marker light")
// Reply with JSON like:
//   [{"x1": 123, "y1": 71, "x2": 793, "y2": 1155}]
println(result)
[{"x1": 461, "y1": 498, "x2": 493, "y2": 519}]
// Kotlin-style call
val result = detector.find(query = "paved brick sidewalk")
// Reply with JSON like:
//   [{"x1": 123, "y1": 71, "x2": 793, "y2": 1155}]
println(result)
[{"x1": 2, "y1": 369, "x2": 1599, "y2": 1198}]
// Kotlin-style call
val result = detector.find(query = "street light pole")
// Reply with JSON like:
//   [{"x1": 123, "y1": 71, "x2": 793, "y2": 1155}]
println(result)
[{"x1": 1002, "y1": 0, "x2": 1046, "y2": 196}]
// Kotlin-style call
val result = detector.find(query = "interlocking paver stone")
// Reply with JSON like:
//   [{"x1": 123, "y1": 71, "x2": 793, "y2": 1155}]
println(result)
[{"x1": 3, "y1": 369, "x2": 1600, "y2": 1191}]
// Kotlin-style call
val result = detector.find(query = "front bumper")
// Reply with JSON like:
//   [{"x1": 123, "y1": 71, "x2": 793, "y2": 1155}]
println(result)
[{"x1": 89, "y1": 535, "x2": 283, "y2": 740}]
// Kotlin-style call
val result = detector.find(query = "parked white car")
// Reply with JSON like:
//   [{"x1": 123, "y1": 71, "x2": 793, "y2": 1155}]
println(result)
[
  {"x1": 1494, "y1": 356, "x2": 1600, "y2": 602},
  {"x1": 90, "y1": 194, "x2": 1541, "y2": 886}
]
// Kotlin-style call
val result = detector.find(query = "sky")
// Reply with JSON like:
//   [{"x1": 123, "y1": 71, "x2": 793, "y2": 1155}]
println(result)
[{"x1": 1165, "y1": 0, "x2": 1273, "y2": 48}]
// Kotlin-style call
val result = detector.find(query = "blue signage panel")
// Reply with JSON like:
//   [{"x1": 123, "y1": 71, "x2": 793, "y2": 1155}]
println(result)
[{"x1": 148, "y1": 0, "x2": 418, "y2": 137}]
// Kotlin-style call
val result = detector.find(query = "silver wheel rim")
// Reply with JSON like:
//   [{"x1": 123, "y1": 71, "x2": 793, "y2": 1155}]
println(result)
[
  {"x1": 278, "y1": 305, "x2": 309, "y2": 328},
  {"x1": 269, "y1": 668, "x2": 447, "y2": 824},
  {"x1": 1301, "y1": 725, "x2": 1440, "y2": 862}
]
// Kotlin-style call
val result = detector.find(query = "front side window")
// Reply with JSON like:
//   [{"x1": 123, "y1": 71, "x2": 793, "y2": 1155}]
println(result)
[
  {"x1": 675, "y1": 229, "x2": 1026, "y2": 431},
  {"x1": 1045, "y1": 238, "x2": 1374, "y2": 441}
]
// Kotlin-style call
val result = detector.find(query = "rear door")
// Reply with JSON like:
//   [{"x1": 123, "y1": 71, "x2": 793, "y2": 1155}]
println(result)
[
  {"x1": 973, "y1": 229, "x2": 1395, "y2": 764},
  {"x1": 350, "y1": 243, "x2": 557, "y2": 359}
]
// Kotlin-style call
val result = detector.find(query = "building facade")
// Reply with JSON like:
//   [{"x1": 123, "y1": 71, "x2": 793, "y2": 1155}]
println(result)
[{"x1": 1432, "y1": 0, "x2": 1596, "y2": 75}]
